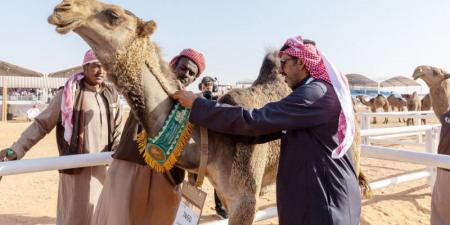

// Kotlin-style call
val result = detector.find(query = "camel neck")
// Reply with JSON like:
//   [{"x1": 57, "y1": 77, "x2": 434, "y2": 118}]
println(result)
[{"x1": 106, "y1": 39, "x2": 176, "y2": 137}]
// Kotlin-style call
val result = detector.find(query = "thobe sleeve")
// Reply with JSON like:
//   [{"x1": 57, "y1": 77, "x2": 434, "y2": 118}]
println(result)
[
  {"x1": 111, "y1": 96, "x2": 123, "y2": 151},
  {"x1": 232, "y1": 132, "x2": 282, "y2": 144},
  {"x1": 10, "y1": 90, "x2": 63, "y2": 159},
  {"x1": 189, "y1": 82, "x2": 329, "y2": 136}
]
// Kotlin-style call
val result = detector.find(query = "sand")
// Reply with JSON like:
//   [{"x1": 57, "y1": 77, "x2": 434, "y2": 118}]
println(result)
[{"x1": 0, "y1": 109, "x2": 440, "y2": 225}]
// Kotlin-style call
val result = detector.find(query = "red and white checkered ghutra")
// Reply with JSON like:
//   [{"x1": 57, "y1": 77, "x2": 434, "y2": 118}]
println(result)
[{"x1": 280, "y1": 36, "x2": 355, "y2": 159}]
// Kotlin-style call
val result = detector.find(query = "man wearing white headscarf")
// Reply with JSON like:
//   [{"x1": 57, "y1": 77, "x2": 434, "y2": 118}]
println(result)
[{"x1": 173, "y1": 36, "x2": 360, "y2": 225}]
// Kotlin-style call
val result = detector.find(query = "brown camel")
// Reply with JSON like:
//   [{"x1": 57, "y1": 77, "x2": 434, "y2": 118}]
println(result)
[
  {"x1": 421, "y1": 94, "x2": 431, "y2": 110},
  {"x1": 405, "y1": 91, "x2": 422, "y2": 126},
  {"x1": 48, "y1": 1, "x2": 370, "y2": 224},
  {"x1": 421, "y1": 94, "x2": 431, "y2": 124},
  {"x1": 387, "y1": 94, "x2": 407, "y2": 122},
  {"x1": 356, "y1": 94, "x2": 390, "y2": 124},
  {"x1": 413, "y1": 65, "x2": 450, "y2": 123}
]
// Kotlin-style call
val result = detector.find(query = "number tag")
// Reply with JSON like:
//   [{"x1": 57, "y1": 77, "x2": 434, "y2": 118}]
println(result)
[{"x1": 173, "y1": 181, "x2": 207, "y2": 225}]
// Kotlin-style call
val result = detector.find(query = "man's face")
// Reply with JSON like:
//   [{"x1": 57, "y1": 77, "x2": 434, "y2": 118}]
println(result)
[
  {"x1": 201, "y1": 82, "x2": 214, "y2": 92},
  {"x1": 174, "y1": 57, "x2": 199, "y2": 86},
  {"x1": 83, "y1": 62, "x2": 106, "y2": 86},
  {"x1": 279, "y1": 54, "x2": 307, "y2": 89}
]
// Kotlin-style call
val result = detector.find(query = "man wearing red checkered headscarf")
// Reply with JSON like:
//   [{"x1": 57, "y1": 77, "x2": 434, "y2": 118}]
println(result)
[
  {"x1": 91, "y1": 48, "x2": 206, "y2": 225},
  {"x1": 173, "y1": 36, "x2": 361, "y2": 225}
]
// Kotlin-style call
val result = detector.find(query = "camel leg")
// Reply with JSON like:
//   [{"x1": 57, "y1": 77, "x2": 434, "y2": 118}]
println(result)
[
  {"x1": 225, "y1": 143, "x2": 266, "y2": 225},
  {"x1": 227, "y1": 194, "x2": 257, "y2": 225},
  {"x1": 371, "y1": 107, "x2": 377, "y2": 124}
]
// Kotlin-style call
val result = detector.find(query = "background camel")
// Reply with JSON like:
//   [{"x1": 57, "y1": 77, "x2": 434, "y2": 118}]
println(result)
[
  {"x1": 406, "y1": 91, "x2": 422, "y2": 126},
  {"x1": 421, "y1": 94, "x2": 431, "y2": 111},
  {"x1": 387, "y1": 94, "x2": 407, "y2": 122},
  {"x1": 357, "y1": 94, "x2": 390, "y2": 124},
  {"x1": 413, "y1": 65, "x2": 450, "y2": 123},
  {"x1": 48, "y1": 1, "x2": 370, "y2": 224},
  {"x1": 420, "y1": 94, "x2": 431, "y2": 124}
]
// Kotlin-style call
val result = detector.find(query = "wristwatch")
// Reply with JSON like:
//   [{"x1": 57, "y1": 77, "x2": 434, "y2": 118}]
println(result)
[{"x1": 6, "y1": 148, "x2": 17, "y2": 160}]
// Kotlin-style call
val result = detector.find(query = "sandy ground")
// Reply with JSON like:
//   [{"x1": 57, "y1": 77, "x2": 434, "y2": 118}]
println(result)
[{"x1": 0, "y1": 107, "x2": 441, "y2": 225}]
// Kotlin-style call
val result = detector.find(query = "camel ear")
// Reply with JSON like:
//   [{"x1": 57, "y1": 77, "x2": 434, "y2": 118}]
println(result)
[
  {"x1": 432, "y1": 67, "x2": 443, "y2": 76},
  {"x1": 138, "y1": 20, "x2": 157, "y2": 37}
]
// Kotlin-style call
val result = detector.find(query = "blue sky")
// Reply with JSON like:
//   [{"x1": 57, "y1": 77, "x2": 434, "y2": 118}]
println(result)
[{"x1": 1, "y1": 0, "x2": 450, "y2": 87}]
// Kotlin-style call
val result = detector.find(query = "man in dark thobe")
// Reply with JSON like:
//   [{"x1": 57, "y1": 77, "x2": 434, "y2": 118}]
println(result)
[
  {"x1": 173, "y1": 36, "x2": 361, "y2": 225},
  {"x1": 430, "y1": 110, "x2": 450, "y2": 225}
]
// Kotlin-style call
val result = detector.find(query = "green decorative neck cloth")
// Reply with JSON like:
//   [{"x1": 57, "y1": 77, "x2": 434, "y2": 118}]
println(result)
[{"x1": 137, "y1": 103, "x2": 193, "y2": 172}]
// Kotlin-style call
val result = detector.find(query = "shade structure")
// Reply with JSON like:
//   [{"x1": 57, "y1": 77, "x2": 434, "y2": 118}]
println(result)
[
  {"x1": 0, "y1": 76, "x2": 67, "y2": 88},
  {"x1": 380, "y1": 76, "x2": 420, "y2": 87},
  {"x1": 48, "y1": 66, "x2": 82, "y2": 78},
  {"x1": 0, "y1": 60, "x2": 43, "y2": 77},
  {"x1": 346, "y1": 74, "x2": 378, "y2": 88}
]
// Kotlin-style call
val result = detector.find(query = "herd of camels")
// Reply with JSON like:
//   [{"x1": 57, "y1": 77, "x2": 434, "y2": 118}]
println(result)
[
  {"x1": 356, "y1": 66, "x2": 450, "y2": 125},
  {"x1": 46, "y1": 0, "x2": 450, "y2": 224},
  {"x1": 356, "y1": 92, "x2": 430, "y2": 124}
]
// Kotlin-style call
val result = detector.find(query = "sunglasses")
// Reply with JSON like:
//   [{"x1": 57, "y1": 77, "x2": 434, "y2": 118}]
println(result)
[{"x1": 280, "y1": 58, "x2": 297, "y2": 68}]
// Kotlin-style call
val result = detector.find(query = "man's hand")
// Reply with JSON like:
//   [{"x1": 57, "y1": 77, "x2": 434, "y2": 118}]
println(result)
[
  {"x1": 172, "y1": 90, "x2": 198, "y2": 109},
  {"x1": 0, "y1": 148, "x2": 17, "y2": 162}
]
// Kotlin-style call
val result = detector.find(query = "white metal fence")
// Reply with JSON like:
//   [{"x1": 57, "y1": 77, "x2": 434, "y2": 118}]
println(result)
[{"x1": 0, "y1": 110, "x2": 448, "y2": 224}]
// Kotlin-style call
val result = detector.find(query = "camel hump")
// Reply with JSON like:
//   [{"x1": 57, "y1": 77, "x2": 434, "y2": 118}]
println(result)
[
  {"x1": 252, "y1": 50, "x2": 283, "y2": 86},
  {"x1": 218, "y1": 49, "x2": 290, "y2": 108}
]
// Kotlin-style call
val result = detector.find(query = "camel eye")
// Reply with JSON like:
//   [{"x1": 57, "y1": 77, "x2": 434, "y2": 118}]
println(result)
[{"x1": 104, "y1": 9, "x2": 120, "y2": 21}]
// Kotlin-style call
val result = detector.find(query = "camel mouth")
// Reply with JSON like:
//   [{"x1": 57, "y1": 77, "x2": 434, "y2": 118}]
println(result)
[
  {"x1": 412, "y1": 73, "x2": 423, "y2": 80},
  {"x1": 55, "y1": 20, "x2": 81, "y2": 34}
]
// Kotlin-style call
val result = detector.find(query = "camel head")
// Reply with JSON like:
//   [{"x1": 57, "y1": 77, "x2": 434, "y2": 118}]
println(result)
[
  {"x1": 48, "y1": 0, "x2": 157, "y2": 62},
  {"x1": 49, "y1": 0, "x2": 179, "y2": 137},
  {"x1": 412, "y1": 65, "x2": 450, "y2": 88}
]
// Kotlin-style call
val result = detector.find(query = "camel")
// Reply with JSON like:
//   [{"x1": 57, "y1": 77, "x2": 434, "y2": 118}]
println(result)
[
  {"x1": 405, "y1": 91, "x2": 422, "y2": 126},
  {"x1": 356, "y1": 94, "x2": 390, "y2": 124},
  {"x1": 48, "y1": 1, "x2": 370, "y2": 224},
  {"x1": 421, "y1": 94, "x2": 431, "y2": 111},
  {"x1": 421, "y1": 94, "x2": 431, "y2": 124},
  {"x1": 413, "y1": 65, "x2": 450, "y2": 123},
  {"x1": 387, "y1": 94, "x2": 407, "y2": 122}
]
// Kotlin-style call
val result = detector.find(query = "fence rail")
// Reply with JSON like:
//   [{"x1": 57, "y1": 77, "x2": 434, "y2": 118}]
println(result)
[{"x1": 0, "y1": 110, "x2": 445, "y2": 224}]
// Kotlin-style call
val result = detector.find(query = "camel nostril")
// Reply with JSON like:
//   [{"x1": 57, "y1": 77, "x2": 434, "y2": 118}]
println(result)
[{"x1": 55, "y1": 3, "x2": 72, "y2": 12}]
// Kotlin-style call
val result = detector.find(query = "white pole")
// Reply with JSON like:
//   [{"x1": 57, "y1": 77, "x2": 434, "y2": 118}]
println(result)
[
  {"x1": 361, "y1": 115, "x2": 370, "y2": 145},
  {"x1": 360, "y1": 125, "x2": 438, "y2": 137},
  {"x1": 369, "y1": 170, "x2": 430, "y2": 190},
  {"x1": 0, "y1": 152, "x2": 113, "y2": 176},
  {"x1": 415, "y1": 117, "x2": 422, "y2": 143},
  {"x1": 425, "y1": 127, "x2": 440, "y2": 188},
  {"x1": 361, "y1": 145, "x2": 450, "y2": 170}
]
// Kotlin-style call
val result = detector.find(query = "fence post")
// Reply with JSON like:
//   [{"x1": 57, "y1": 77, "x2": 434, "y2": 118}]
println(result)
[
  {"x1": 414, "y1": 116, "x2": 422, "y2": 143},
  {"x1": 425, "y1": 127, "x2": 439, "y2": 189},
  {"x1": 361, "y1": 114, "x2": 370, "y2": 145}
]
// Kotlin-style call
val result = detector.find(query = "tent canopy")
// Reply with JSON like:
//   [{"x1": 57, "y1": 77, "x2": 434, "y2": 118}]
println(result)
[
  {"x1": 48, "y1": 66, "x2": 82, "y2": 78},
  {"x1": 380, "y1": 76, "x2": 420, "y2": 87},
  {"x1": 0, "y1": 60, "x2": 43, "y2": 77},
  {"x1": 0, "y1": 76, "x2": 67, "y2": 88},
  {"x1": 346, "y1": 74, "x2": 378, "y2": 88}
]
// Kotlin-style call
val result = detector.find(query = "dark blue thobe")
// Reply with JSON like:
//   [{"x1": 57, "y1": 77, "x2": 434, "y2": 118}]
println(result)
[{"x1": 189, "y1": 80, "x2": 361, "y2": 225}]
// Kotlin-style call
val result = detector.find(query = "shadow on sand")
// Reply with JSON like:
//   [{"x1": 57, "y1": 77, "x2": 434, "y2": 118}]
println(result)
[
  {"x1": 361, "y1": 184, "x2": 430, "y2": 225},
  {"x1": 0, "y1": 214, "x2": 55, "y2": 225}
]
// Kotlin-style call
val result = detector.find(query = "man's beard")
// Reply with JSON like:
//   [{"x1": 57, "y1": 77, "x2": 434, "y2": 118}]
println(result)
[{"x1": 179, "y1": 77, "x2": 191, "y2": 86}]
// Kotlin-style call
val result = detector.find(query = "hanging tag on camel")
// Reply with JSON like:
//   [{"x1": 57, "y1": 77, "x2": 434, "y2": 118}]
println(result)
[{"x1": 173, "y1": 181, "x2": 207, "y2": 225}]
